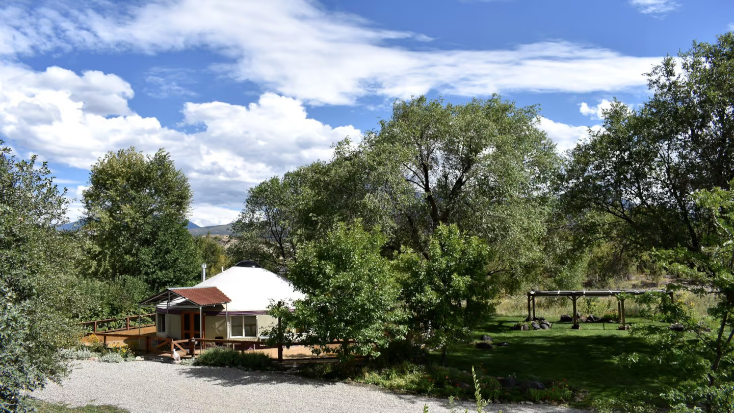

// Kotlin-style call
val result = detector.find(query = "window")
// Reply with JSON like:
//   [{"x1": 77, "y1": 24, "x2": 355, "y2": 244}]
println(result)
[
  {"x1": 244, "y1": 316, "x2": 257, "y2": 337},
  {"x1": 230, "y1": 316, "x2": 257, "y2": 337},
  {"x1": 157, "y1": 313, "x2": 166, "y2": 333}
]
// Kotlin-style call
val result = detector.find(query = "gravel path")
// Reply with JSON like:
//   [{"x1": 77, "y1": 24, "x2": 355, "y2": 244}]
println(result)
[{"x1": 34, "y1": 360, "x2": 585, "y2": 413}]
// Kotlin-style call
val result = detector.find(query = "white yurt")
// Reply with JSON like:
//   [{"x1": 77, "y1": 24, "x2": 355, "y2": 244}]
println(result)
[{"x1": 141, "y1": 261, "x2": 305, "y2": 341}]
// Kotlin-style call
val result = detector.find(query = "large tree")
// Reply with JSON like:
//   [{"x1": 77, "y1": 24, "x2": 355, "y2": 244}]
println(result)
[
  {"x1": 83, "y1": 148, "x2": 200, "y2": 292},
  {"x1": 0, "y1": 143, "x2": 77, "y2": 411},
  {"x1": 232, "y1": 96, "x2": 559, "y2": 290},
  {"x1": 563, "y1": 33, "x2": 734, "y2": 254}
]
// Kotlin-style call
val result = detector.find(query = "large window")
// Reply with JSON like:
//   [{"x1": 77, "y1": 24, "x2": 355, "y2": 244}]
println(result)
[
  {"x1": 157, "y1": 313, "x2": 166, "y2": 333},
  {"x1": 230, "y1": 316, "x2": 257, "y2": 337}
]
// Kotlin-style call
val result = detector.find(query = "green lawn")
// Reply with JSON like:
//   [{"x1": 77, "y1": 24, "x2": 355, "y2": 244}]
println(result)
[{"x1": 438, "y1": 316, "x2": 677, "y2": 405}]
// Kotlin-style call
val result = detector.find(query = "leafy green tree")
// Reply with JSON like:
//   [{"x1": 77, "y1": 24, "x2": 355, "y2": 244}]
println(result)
[
  {"x1": 563, "y1": 33, "x2": 734, "y2": 255},
  {"x1": 287, "y1": 222, "x2": 406, "y2": 359},
  {"x1": 195, "y1": 234, "x2": 227, "y2": 277},
  {"x1": 0, "y1": 143, "x2": 77, "y2": 411},
  {"x1": 83, "y1": 148, "x2": 200, "y2": 292},
  {"x1": 399, "y1": 224, "x2": 493, "y2": 365}
]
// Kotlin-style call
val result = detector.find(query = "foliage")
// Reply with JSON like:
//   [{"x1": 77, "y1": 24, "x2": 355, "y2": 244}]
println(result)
[
  {"x1": 288, "y1": 222, "x2": 407, "y2": 359},
  {"x1": 195, "y1": 235, "x2": 227, "y2": 278},
  {"x1": 0, "y1": 142, "x2": 78, "y2": 412},
  {"x1": 98, "y1": 353, "x2": 123, "y2": 363},
  {"x1": 399, "y1": 224, "x2": 493, "y2": 364},
  {"x1": 193, "y1": 348, "x2": 275, "y2": 370},
  {"x1": 59, "y1": 348, "x2": 93, "y2": 361},
  {"x1": 29, "y1": 399, "x2": 128, "y2": 413},
  {"x1": 82, "y1": 148, "x2": 200, "y2": 292},
  {"x1": 620, "y1": 180, "x2": 734, "y2": 410}
]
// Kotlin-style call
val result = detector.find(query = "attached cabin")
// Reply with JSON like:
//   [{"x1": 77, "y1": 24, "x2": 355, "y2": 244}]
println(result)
[{"x1": 140, "y1": 261, "x2": 304, "y2": 341}]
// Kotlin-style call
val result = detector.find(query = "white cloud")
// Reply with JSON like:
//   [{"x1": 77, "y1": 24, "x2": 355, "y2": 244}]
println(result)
[
  {"x1": 0, "y1": 63, "x2": 359, "y2": 224},
  {"x1": 190, "y1": 204, "x2": 240, "y2": 227},
  {"x1": 144, "y1": 67, "x2": 197, "y2": 99},
  {"x1": 629, "y1": 0, "x2": 679, "y2": 15},
  {"x1": 0, "y1": 0, "x2": 660, "y2": 105},
  {"x1": 579, "y1": 99, "x2": 615, "y2": 120},
  {"x1": 538, "y1": 117, "x2": 601, "y2": 153}
]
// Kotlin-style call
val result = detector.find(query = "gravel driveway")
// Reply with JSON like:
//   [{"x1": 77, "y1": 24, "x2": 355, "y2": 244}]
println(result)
[{"x1": 34, "y1": 360, "x2": 585, "y2": 413}]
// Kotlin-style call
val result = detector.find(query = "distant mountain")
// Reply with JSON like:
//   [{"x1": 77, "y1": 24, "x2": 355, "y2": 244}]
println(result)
[
  {"x1": 188, "y1": 223, "x2": 233, "y2": 236},
  {"x1": 57, "y1": 220, "x2": 82, "y2": 231},
  {"x1": 186, "y1": 221, "x2": 200, "y2": 229}
]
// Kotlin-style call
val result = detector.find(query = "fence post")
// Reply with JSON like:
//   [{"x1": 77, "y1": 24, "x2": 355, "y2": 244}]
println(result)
[
  {"x1": 126, "y1": 317, "x2": 130, "y2": 331},
  {"x1": 93, "y1": 321, "x2": 97, "y2": 333},
  {"x1": 190, "y1": 339, "x2": 195, "y2": 357}
]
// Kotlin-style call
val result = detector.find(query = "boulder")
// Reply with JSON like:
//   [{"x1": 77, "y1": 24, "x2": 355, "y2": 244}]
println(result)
[
  {"x1": 531, "y1": 322, "x2": 541, "y2": 330},
  {"x1": 521, "y1": 381, "x2": 545, "y2": 391},
  {"x1": 540, "y1": 323, "x2": 549, "y2": 330},
  {"x1": 481, "y1": 335, "x2": 493, "y2": 342},
  {"x1": 521, "y1": 324, "x2": 529, "y2": 331},
  {"x1": 560, "y1": 314, "x2": 573, "y2": 322},
  {"x1": 475, "y1": 342, "x2": 494, "y2": 350}
]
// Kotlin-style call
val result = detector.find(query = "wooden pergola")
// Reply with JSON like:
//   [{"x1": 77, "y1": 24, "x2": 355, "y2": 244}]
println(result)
[{"x1": 525, "y1": 289, "x2": 671, "y2": 329}]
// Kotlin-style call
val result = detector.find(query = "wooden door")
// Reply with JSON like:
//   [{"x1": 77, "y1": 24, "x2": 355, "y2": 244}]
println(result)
[{"x1": 181, "y1": 311, "x2": 201, "y2": 339}]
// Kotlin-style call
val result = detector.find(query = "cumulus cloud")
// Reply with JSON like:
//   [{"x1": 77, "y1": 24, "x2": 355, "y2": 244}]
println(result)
[
  {"x1": 629, "y1": 0, "x2": 680, "y2": 15},
  {"x1": 538, "y1": 117, "x2": 601, "y2": 153},
  {"x1": 578, "y1": 99, "x2": 615, "y2": 120},
  {"x1": 0, "y1": 0, "x2": 660, "y2": 105},
  {"x1": 0, "y1": 63, "x2": 359, "y2": 223},
  {"x1": 190, "y1": 204, "x2": 241, "y2": 227}
]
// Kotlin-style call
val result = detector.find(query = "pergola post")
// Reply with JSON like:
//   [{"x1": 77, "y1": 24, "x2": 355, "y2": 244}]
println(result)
[
  {"x1": 526, "y1": 293, "x2": 532, "y2": 321},
  {"x1": 532, "y1": 295, "x2": 536, "y2": 320},
  {"x1": 618, "y1": 299, "x2": 627, "y2": 330},
  {"x1": 572, "y1": 295, "x2": 580, "y2": 329}
]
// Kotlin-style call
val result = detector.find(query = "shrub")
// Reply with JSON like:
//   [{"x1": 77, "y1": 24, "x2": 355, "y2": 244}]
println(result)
[
  {"x1": 60, "y1": 348, "x2": 93, "y2": 360},
  {"x1": 193, "y1": 348, "x2": 275, "y2": 370},
  {"x1": 99, "y1": 353, "x2": 123, "y2": 363}
]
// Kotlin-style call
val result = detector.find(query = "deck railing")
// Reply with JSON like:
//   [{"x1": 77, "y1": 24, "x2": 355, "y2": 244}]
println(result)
[{"x1": 79, "y1": 313, "x2": 156, "y2": 334}]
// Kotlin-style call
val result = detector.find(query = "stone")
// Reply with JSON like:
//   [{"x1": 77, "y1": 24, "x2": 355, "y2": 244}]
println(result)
[
  {"x1": 540, "y1": 324, "x2": 549, "y2": 330},
  {"x1": 520, "y1": 324, "x2": 529, "y2": 331},
  {"x1": 499, "y1": 377, "x2": 520, "y2": 388},
  {"x1": 481, "y1": 335, "x2": 492, "y2": 342},
  {"x1": 521, "y1": 381, "x2": 545, "y2": 391},
  {"x1": 89, "y1": 357, "x2": 98, "y2": 362},
  {"x1": 560, "y1": 314, "x2": 573, "y2": 322},
  {"x1": 475, "y1": 342, "x2": 494, "y2": 350},
  {"x1": 669, "y1": 323, "x2": 685, "y2": 332},
  {"x1": 135, "y1": 356, "x2": 143, "y2": 361},
  {"x1": 531, "y1": 322, "x2": 541, "y2": 330}
]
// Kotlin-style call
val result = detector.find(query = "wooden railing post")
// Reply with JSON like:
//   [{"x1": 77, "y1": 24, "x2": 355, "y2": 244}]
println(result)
[
  {"x1": 93, "y1": 321, "x2": 97, "y2": 333},
  {"x1": 126, "y1": 317, "x2": 130, "y2": 331},
  {"x1": 189, "y1": 339, "x2": 195, "y2": 356}
]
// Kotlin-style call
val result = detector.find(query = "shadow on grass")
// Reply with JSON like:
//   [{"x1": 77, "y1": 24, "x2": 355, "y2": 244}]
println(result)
[{"x1": 440, "y1": 317, "x2": 675, "y2": 403}]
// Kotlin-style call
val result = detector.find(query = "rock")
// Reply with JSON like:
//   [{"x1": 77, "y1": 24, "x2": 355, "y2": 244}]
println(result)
[
  {"x1": 560, "y1": 314, "x2": 573, "y2": 322},
  {"x1": 531, "y1": 322, "x2": 541, "y2": 330},
  {"x1": 173, "y1": 360, "x2": 182, "y2": 364},
  {"x1": 499, "y1": 377, "x2": 520, "y2": 388},
  {"x1": 493, "y1": 399, "x2": 500, "y2": 404},
  {"x1": 669, "y1": 323, "x2": 685, "y2": 331},
  {"x1": 89, "y1": 357, "x2": 98, "y2": 362},
  {"x1": 521, "y1": 324, "x2": 529, "y2": 331},
  {"x1": 481, "y1": 335, "x2": 492, "y2": 342},
  {"x1": 475, "y1": 342, "x2": 494, "y2": 350},
  {"x1": 540, "y1": 324, "x2": 549, "y2": 330},
  {"x1": 521, "y1": 381, "x2": 545, "y2": 390},
  {"x1": 135, "y1": 356, "x2": 143, "y2": 361},
  {"x1": 550, "y1": 400, "x2": 559, "y2": 406}
]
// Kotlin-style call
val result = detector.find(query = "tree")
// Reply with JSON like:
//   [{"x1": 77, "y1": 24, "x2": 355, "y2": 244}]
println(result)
[
  {"x1": 399, "y1": 224, "x2": 493, "y2": 365},
  {"x1": 83, "y1": 148, "x2": 200, "y2": 292},
  {"x1": 195, "y1": 235, "x2": 227, "y2": 277},
  {"x1": 563, "y1": 33, "x2": 734, "y2": 255},
  {"x1": 624, "y1": 182, "x2": 734, "y2": 411},
  {"x1": 287, "y1": 222, "x2": 406, "y2": 359},
  {"x1": 0, "y1": 142, "x2": 77, "y2": 411}
]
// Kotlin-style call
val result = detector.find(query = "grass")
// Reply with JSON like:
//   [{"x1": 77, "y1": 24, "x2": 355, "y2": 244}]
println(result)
[
  {"x1": 30, "y1": 399, "x2": 127, "y2": 412},
  {"x1": 434, "y1": 315, "x2": 679, "y2": 406}
]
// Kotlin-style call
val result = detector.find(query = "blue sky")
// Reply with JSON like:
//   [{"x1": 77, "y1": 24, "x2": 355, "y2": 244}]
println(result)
[{"x1": 0, "y1": 0, "x2": 731, "y2": 226}]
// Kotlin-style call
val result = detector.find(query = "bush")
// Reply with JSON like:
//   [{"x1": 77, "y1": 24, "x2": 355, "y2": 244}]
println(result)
[
  {"x1": 193, "y1": 348, "x2": 275, "y2": 370},
  {"x1": 99, "y1": 353, "x2": 123, "y2": 363},
  {"x1": 60, "y1": 348, "x2": 94, "y2": 360}
]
